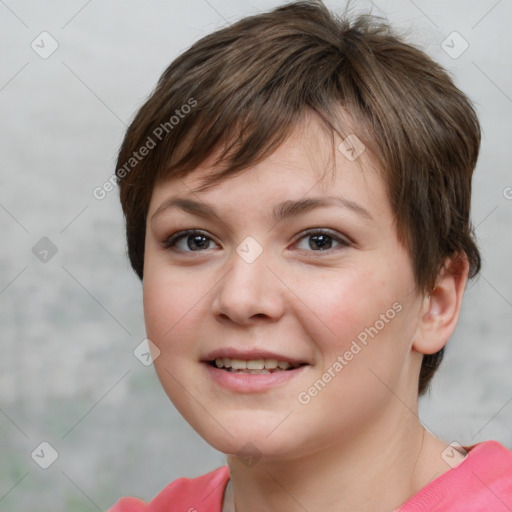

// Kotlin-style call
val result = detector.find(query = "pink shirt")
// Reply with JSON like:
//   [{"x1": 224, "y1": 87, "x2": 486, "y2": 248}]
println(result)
[{"x1": 108, "y1": 441, "x2": 512, "y2": 511}]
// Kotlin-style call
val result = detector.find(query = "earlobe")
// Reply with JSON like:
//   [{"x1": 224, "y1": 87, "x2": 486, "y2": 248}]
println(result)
[{"x1": 413, "y1": 254, "x2": 470, "y2": 355}]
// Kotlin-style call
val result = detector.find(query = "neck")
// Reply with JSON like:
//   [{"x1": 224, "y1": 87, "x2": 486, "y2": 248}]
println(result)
[{"x1": 224, "y1": 407, "x2": 454, "y2": 512}]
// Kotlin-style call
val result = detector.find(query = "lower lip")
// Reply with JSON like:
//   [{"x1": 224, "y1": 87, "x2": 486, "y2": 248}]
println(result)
[{"x1": 203, "y1": 363, "x2": 308, "y2": 392}]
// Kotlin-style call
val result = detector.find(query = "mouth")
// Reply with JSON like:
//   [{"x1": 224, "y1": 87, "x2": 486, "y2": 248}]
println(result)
[
  {"x1": 208, "y1": 357, "x2": 307, "y2": 374},
  {"x1": 202, "y1": 350, "x2": 310, "y2": 391}
]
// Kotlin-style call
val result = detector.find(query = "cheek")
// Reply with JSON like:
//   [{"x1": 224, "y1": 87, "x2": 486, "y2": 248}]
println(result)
[
  {"x1": 301, "y1": 268, "x2": 393, "y2": 350},
  {"x1": 142, "y1": 263, "x2": 205, "y2": 349},
  {"x1": 142, "y1": 266, "x2": 207, "y2": 403},
  {"x1": 300, "y1": 264, "x2": 416, "y2": 387}
]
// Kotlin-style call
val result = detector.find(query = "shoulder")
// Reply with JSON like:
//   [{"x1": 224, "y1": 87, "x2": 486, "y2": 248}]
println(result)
[
  {"x1": 402, "y1": 440, "x2": 512, "y2": 511},
  {"x1": 107, "y1": 466, "x2": 230, "y2": 512},
  {"x1": 468, "y1": 440, "x2": 512, "y2": 495}
]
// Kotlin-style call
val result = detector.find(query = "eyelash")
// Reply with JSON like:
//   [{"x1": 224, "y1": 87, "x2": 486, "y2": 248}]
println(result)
[{"x1": 162, "y1": 228, "x2": 351, "y2": 255}]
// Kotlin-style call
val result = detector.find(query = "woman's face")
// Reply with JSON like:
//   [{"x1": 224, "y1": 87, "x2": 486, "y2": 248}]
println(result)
[{"x1": 143, "y1": 116, "x2": 426, "y2": 460}]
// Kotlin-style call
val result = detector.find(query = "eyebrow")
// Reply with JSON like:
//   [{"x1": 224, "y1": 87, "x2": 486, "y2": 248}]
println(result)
[{"x1": 151, "y1": 195, "x2": 373, "y2": 223}]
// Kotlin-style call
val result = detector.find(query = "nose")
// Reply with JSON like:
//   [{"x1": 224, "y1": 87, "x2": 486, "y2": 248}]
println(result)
[{"x1": 211, "y1": 246, "x2": 285, "y2": 326}]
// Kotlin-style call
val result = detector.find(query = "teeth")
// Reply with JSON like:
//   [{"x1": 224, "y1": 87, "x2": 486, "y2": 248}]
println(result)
[
  {"x1": 213, "y1": 357, "x2": 299, "y2": 371},
  {"x1": 230, "y1": 359, "x2": 246, "y2": 370},
  {"x1": 246, "y1": 359, "x2": 264, "y2": 370}
]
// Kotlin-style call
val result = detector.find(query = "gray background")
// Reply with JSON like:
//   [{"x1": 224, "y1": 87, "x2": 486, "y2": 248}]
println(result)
[{"x1": 1, "y1": 0, "x2": 511, "y2": 510}]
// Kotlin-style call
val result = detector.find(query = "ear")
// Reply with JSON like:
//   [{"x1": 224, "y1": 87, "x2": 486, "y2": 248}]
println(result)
[{"x1": 412, "y1": 253, "x2": 470, "y2": 355}]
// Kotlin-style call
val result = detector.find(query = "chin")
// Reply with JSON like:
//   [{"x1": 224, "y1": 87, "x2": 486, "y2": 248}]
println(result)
[{"x1": 187, "y1": 413, "x2": 301, "y2": 460}]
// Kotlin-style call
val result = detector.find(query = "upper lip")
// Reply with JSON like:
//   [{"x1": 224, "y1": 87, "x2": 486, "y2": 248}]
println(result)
[{"x1": 202, "y1": 348, "x2": 308, "y2": 365}]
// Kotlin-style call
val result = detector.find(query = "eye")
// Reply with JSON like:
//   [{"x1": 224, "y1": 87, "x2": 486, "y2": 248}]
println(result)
[
  {"x1": 163, "y1": 230, "x2": 220, "y2": 252},
  {"x1": 293, "y1": 229, "x2": 350, "y2": 252},
  {"x1": 162, "y1": 228, "x2": 350, "y2": 254}
]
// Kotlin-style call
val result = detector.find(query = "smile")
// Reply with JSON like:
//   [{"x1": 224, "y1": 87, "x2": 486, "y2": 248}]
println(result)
[{"x1": 211, "y1": 358, "x2": 303, "y2": 374}]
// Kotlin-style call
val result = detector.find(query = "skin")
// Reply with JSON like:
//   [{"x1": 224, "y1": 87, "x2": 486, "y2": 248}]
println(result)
[{"x1": 143, "y1": 113, "x2": 469, "y2": 512}]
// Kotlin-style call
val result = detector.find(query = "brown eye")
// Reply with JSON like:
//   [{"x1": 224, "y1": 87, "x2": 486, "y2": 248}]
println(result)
[
  {"x1": 294, "y1": 229, "x2": 350, "y2": 252},
  {"x1": 163, "y1": 230, "x2": 220, "y2": 252}
]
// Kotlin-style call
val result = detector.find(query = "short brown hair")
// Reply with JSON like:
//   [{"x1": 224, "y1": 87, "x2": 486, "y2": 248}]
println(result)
[{"x1": 115, "y1": 0, "x2": 481, "y2": 395}]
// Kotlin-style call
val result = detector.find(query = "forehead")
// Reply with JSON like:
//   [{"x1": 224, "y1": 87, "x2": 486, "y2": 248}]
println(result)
[{"x1": 149, "y1": 114, "x2": 385, "y2": 214}]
